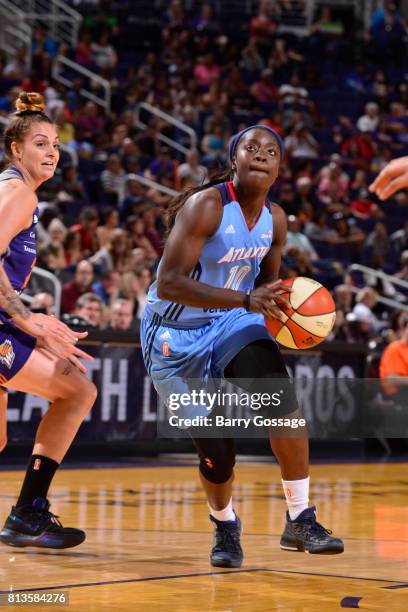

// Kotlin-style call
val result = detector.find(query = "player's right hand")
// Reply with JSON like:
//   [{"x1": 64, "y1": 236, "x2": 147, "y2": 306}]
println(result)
[
  {"x1": 37, "y1": 335, "x2": 94, "y2": 373},
  {"x1": 12, "y1": 312, "x2": 88, "y2": 345},
  {"x1": 248, "y1": 279, "x2": 291, "y2": 320}
]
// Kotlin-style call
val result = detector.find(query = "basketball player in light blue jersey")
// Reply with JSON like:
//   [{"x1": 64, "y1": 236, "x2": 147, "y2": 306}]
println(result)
[{"x1": 142, "y1": 125, "x2": 344, "y2": 567}]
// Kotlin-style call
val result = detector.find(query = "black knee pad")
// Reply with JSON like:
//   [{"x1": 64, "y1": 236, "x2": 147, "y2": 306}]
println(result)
[
  {"x1": 192, "y1": 437, "x2": 236, "y2": 484},
  {"x1": 224, "y1": 339, "x2": 299, "y2": 417}
]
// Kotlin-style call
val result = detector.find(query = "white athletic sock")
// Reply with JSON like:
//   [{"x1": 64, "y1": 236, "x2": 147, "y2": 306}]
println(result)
[
  {"x1": 281, "y1": 477, "x2": 310, "y2": 520},
  {"x1": 209, "y1": 498, "x2": 236, "y2": 522}
]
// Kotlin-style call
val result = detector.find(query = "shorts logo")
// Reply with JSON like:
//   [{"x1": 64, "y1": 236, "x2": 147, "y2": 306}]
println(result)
[
  {"x1": 204, "y1": 458, "x2": 214, "y2": 469},
  {"x1": 162, "y1": 341, "x2": 170, "y2": 357},
  {"x1": 0, "y1": 340, "x2": 15, "y2": 370}
]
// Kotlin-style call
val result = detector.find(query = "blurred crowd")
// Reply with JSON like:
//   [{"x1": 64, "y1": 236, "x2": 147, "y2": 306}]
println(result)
[{"x1": 0, "y1": 0, "x2": 407, "y2": 351}]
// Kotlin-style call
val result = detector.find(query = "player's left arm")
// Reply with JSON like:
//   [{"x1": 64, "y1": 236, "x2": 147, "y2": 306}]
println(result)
[{"x1": 256, "y1": 203, "x2": 287, "y2": 285}]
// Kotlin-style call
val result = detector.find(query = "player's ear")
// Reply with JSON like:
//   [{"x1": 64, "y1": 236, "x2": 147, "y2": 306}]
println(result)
[{"x1": 231, "y1": 157, "x2": 237, "y2": 172}]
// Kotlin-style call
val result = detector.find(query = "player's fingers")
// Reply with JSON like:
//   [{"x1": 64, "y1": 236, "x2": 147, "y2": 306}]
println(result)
[
  {"x1": 274, "y1": 296, "x2": 292, "y2": 309},
  {"x1": 72, "y1": 331, "x2": 88, "y2": 339},
  {"x1": 376, "y1": 174, "x2": 408, "y2": 200},
  {"x1": 72, "y1": 346, "x2": 94, "y2": 362},
  {"x1": 67, "y1": 354, "x2": 87, "y2": 373}
]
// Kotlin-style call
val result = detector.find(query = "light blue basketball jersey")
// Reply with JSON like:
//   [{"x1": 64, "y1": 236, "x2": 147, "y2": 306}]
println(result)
[{"x1": 146, "y1": 181, "x2": 274, "y2": 324}]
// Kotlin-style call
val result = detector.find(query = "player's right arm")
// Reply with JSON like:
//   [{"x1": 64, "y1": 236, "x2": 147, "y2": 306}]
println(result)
[
  {"x1": 157, "y1": 188, "x2": 288, "y2": 312},
  {"x1": 0, "y1": 182, "x2": 89, "y2": 349}
]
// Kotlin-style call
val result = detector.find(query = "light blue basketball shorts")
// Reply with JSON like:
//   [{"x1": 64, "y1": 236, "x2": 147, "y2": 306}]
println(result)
[{"x1": 141, "y1": 306, "x2": 274, "y2": 417}]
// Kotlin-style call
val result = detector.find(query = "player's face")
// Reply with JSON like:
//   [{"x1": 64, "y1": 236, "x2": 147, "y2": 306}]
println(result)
[
  {"x1": 17, "y1": 122, "x2": 60, "y2": 183},
  {"x1": 233, "y1": 129, "x2": 280, "y2": 189}
]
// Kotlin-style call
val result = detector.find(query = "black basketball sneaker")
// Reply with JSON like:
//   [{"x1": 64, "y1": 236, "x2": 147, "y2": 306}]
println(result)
[
  {"x1": 210, "y1": 514, "x2": 243, "y2": 568},
  {"x1": 0, "y1": 497, "x2": 86, "y2": 549},
  {"x1": 280, "y1": 506, "x2": 344, "y2": 554}
]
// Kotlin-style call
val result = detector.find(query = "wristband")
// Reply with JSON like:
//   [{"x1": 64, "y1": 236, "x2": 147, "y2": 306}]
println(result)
[{"x1": 244, "y1": 290, "x2": 251, "y2": 311}]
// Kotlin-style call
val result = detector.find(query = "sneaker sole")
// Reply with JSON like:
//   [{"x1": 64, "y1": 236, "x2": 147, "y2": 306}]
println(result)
[
  {"x1": 0, "y1": 528, "x2": 86, "y2": 549},
  {"x1": 280, "y1": 543, "x2": 344, "y2": 555},
  {"x1": 210, "y1": 558, "x2": 243, "y2": 568}
]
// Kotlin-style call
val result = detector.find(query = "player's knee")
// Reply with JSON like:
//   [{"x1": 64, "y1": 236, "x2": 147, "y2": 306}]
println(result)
[
  {"x1": 199, "y1": 454, "x2": 235, "y2": 484},
  {"x1": 66, "y1": 374, "x2": 97, "y2": 411}
]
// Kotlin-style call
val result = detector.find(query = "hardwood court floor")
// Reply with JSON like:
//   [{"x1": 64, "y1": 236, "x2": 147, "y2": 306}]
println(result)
[{"x1": 0, "y1": 462, "x2": 407, "y2": 611}]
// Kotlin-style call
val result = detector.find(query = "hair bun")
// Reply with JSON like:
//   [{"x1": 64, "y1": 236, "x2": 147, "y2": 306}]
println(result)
[{"x1": 15, "y1": 92, "x2": 46, "y2": 114}]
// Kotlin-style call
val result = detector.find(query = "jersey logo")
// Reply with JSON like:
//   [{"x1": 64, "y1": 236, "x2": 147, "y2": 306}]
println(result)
[
  {"x1": 33, "y1": 214, "x2": 38, "y2": 224},
  {"x1": 224, "y1": 224, "x2": 236, "y2": 234},
  {"x1": 159, "y1": 330, "x2": 172, "y2": 340},
  {"x1": 0, "y1": 340, "x2": 15, "y2": 369},
  {"x1": 261, "y1": 230, "x2": 273, "y2": 239}
]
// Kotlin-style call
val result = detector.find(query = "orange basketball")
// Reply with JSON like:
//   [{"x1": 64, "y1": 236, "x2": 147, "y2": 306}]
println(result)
[{"x1": 265, "y1": 277, "x2": 336, "y2": 349}]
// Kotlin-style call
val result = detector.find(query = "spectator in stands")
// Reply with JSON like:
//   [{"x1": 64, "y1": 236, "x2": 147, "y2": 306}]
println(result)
[
  {"x1": 30, "y1": 292, "x2": 55, "y2": 316},
  {"x1": 91, "y1": 31, "x2": 118, "y2": 74},
  {"x1": 390, "y1": 220, "x2": 408, "y2": 254},
  {"x1": 268, "y1": 37, "x2": 304, "y2": 76},
  {"x1": 387, "y1": 311, "x2": 408, "y2": 343},
  {"x1": 75, "y1": 31, "x2": 93, "y2": 66},
  {"x1": 348, "y1": 287, "x2": 383, "y2": 333},
  {"x1": 250, "y1": 0, "x2": 278, "y2": 47},
  {"x1": 305, "y1": 210, "x2": 338, "y2": 243},
  {"x1": 351, "y1": 187, "x2": 383, "y2": 219},
  {"x1": 285, "y1": 215, "x2": 318, "y2": 259},
  {"x1": 177, "y1": 149, "x2": 208, "y2": 188},
  {"x1": 240, "y1": 37, "x2": 265, "y2": 74},
  {"x1": 57, "y1": 164, "x2": 87, "y2": 203},
  {"x1": 194, "y1": 53, "x2": 220, "y2": 90},
  {"x1": 386, "y1": 102, "x2": 408, "y2": 146},
  {"x1": 63, "y1": 230, "x2": 83, "y2": 266},
  {"x1": 285, "y1": 123, "x2": 319, "y2": 161},
  {"x1": 146, "y1": 147, "x2": 176, "y2": 185},
  {"x1": 380, "y1": 319, "x2": 408, "y2": 397},
  {"x1": 120, "y1": 270, "x2": 149, "y2": 318},
  {"x1": 76, "y1": 101, "x2": 105, "y2": 143},
  {"x1": 109, "y1": 299, "x2": 135, "y2": 332},
  {"x1": 334, "y1": 284, "x2": 353, "y2": 316},
  {"x1": 396, "y1": 250, "x2": 408, "y2": 281},
  {"x1": 70, "y1": 206, "x2": 99, "y2": 256},
  {"x1": 250, "y1": 69, "x2": 278, "y2": 104},
  {"x1": 91, "y1": 228, "x2": 131, "y2": 275},
  {"x1": 126, "y1": 216, "x2": 159, "y2": 264},
  {"x1": 139, "y1": 207, "x2": 164, "y2": 258},
  {"x1": 279, "y1": 73, "x2": 309, "y2": 109},
  {"x1": 364, "y1": 222, "x2": 390, "y2": 258},
  {"x1": 96, "y1": 207, "x2": 120, "y2": 248},
  {"x1": 101, "y1": 154, "x2": 126, "y2": 205},
  {"x1": 92, "y1": 270, "x2": 122, "y2": 306},
  {"x1": 341, "y1": 133, "x2": 375, "y2": 172},
  {"x1": 331, "y1": 213, "x2": 365, "y2": 246},
  {"x1": 61, "y1": 260, "x2": 94, "y2": 315},
  {"x1": 317, "y1": 163, "x2": 349, "y2": 210},
  {"x1": 201, "y1": 124, "x2": 227, "y2": 165},
  {"x1": 357, "y1": 102, "x2": 380, "y2": 133},
  {"x1": 45, "y1": 218, "x2": 68, "y2": 270},
  {"x1": 73, "y1": 293, "x2": 104, "y2": 329}
]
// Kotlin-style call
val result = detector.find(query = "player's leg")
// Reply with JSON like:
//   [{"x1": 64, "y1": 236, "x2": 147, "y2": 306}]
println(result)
[
  {"x1": 224, "y1": 338, "x2": 344, "y2": 554},
  {"x1": 192, "y1": 436, "x2": 243, "y2": 568},
  {"x1": 0, "y1": 343, "x2": 97, "y2": 549},
  {"x1": 0, "y1": 387, "x2": 7, "y2": 452}
]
